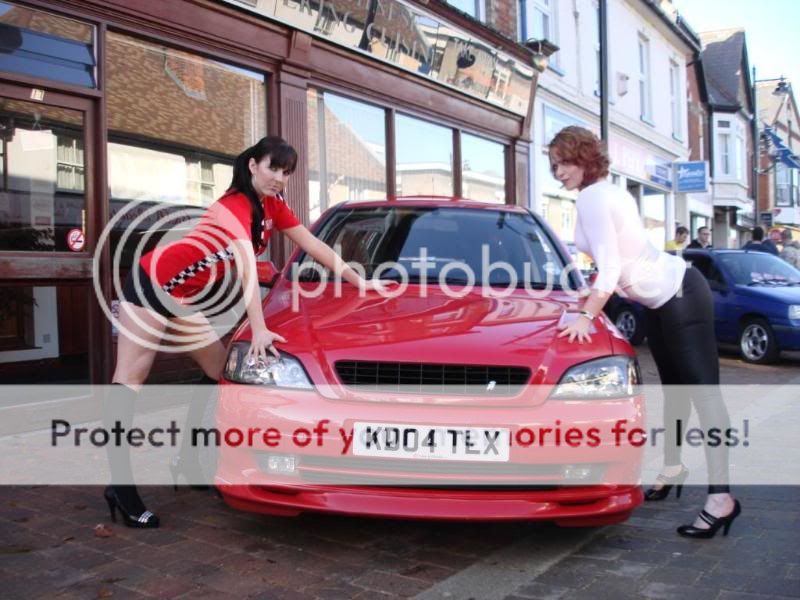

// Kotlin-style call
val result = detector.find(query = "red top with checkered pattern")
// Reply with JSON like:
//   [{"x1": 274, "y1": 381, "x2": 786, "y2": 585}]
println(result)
[{"x1": 140, "y1": 192, "x2": 300, "y2": 298}]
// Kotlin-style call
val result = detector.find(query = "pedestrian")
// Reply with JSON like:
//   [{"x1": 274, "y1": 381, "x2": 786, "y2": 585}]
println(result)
[
  {"x1": 742, "y1": 226, "x2": 779, "y2": 255},
  {"x1": 780, "y1": 229, "x2": 800, "y2": 268},
  {"x1": 665, "y1": 226, "x2": 689, "y2": 252},
  {"x1": 687, "y1": 226, "x2": 712, "y2": 249},
  {"x1": 548, "y1": 126, "x2": 740, "y2": 539},
  {"x1": 105, "y1": 136, "x2": 387, "y2": 528}
]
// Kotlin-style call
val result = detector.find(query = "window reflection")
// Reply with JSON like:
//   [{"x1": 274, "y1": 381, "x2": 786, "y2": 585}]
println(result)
[
  {"x1": 0, "y1": 1, "x2": 95, "y2": 87},
  {"x1": 307, "y1": 90, "x2": 386, "y2": 222},
  {"x1": 395, "y1": 114, "x2": 453, "y2": 196},
  {"x1": 0, "y1": 283, "x2": 89, "y2": 383},
  {"x1": 0, "y1": 99, "x2": 86, "y2": 252},
  {"x1": 106, "y1": 32, "x2": 266, "y2": 268},
  {"x1": 461, "y1": 133, "x2": 505, "y2": 203}
]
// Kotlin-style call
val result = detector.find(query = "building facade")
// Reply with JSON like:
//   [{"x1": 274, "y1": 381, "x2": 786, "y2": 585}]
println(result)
[
  {"x1": 0, "y1": 0, "x2": 541, "y2": 384},
  {"x1": 526, "y1": 0, "x2": 697, "y2": 253},
  {"x1": 696, "y1": 28, "x2": 757, "y2": 248}
]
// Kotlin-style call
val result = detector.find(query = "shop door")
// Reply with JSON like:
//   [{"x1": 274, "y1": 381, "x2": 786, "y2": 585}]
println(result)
[{"x1": 0, "y1": 82, "x2": 98, "y2": 384}]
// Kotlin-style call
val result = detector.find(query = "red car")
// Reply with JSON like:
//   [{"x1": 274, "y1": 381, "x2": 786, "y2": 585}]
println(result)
[{"x1": 210, "y1": 198, "x2": 644, "y2": 526}]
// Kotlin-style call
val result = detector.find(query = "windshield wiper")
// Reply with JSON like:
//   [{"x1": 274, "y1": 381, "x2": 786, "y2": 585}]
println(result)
[{"x1": 487, "y1": 280, "x2": 564, "y2": 290}]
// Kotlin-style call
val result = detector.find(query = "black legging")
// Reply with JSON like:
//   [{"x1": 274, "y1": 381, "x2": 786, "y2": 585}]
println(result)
[{"x1": 644, "y1": 266, "x2": 730, "y2": 494}]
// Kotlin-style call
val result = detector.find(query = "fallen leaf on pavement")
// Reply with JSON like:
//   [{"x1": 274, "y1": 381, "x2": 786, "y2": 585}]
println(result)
[{"x1": 94, "y1": 524, "x2": 114, "y2": 538}]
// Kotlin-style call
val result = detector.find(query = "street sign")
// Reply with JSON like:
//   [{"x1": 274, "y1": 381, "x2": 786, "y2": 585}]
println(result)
[
  {"x1": 760, "y1": 212, "x2": 774, "y2": 227},
  {"x1": 675, "y1": 161, "x2": 708, "y2": 193}
]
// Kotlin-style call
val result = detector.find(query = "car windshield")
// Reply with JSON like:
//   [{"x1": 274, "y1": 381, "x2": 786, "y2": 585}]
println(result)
[
  {"x1": 295, "y1": 206, "x2": 568, "y2": 288},
  {"x1": 717, "y1": 252, "x2": 800, "y2": 286}
]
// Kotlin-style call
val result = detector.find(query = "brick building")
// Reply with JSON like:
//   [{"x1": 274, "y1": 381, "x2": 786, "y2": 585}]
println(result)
[
  {"x1": 756, "y1": 78, "x2": 800, "y2": 229},
  {"x1": 0, "y1": 0, "x2": 540, "y2": 384}
]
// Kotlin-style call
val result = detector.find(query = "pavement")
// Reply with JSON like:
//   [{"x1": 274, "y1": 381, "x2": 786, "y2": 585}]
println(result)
[{"x1": 1, "y1": 347, "x2": 799, "y2": 599}]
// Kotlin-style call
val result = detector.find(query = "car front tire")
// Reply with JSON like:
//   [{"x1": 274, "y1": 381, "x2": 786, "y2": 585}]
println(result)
[{"x1": 739, "y1": 318, "x2": 779, "y2": 364}]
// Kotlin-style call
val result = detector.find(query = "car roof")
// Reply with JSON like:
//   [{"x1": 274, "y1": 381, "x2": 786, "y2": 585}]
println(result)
[
  {"x1": 336, "y1": 196, "x2": 530, "y2": 214},
  {"x1": 684, "y1": 249, "x2": 776, "y2": 255}
]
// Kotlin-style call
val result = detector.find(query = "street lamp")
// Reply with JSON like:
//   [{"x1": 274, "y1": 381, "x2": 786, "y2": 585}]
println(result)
[{"x1": 524, "y1": 38, "x2": 559, "y2": 73}]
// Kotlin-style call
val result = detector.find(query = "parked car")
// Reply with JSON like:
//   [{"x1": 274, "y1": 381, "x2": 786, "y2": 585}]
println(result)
[
  {"x1": 683, "y1": 249, "x2": 800, "y2": 364},
  {"x1": 567, "y1": 255, "x2": 646, "y2": 347},
  {"x1": 211, "y1": 198, "x2": 644, "y2": 526},
  {"x1": 603, "y1": 294, "x2": 647, "y2": 346}
]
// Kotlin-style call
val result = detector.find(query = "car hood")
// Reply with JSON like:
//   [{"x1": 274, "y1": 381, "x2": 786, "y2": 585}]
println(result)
[
  {"x1": 734, "y1": 284, "x2": 800, "y2": 303},
  {"x1": 239, "y1": 283, "x2": 618, "y2": 387}
]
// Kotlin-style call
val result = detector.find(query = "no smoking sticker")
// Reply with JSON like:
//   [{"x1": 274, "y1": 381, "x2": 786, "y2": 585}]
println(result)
[{"x1": 66, "y1": 228, "x2": 85, "y2": 252}]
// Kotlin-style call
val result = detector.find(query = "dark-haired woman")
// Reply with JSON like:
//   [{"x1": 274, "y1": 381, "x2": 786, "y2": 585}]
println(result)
[
  {"x1": 105, "y1": 136, "x2": 381, "y2": 528},
  {"x1": 548, "y1": 126, "x2": 740, "y2": 539}
]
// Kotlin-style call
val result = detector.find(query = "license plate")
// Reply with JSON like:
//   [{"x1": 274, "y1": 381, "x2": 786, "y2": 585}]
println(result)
[{"x1": 352, "y1": 422, "x2": 510, "y2": 462}]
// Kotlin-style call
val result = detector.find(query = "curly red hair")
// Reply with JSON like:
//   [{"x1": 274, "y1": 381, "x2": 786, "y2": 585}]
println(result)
[{"x1": 548, "y1": 126, "x2": 610, "y2": 187}]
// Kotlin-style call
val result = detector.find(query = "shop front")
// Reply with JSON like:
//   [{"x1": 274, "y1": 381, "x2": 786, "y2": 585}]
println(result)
[
  {"x1": 607, "y1": 134, "x2": 677, "y2": 250},
  {"x1": 0, "y1": 0, "x2": 539, "y2": 384}
]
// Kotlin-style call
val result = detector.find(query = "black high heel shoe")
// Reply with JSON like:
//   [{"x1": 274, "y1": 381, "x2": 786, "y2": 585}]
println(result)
[
  {"x1": 169, "y1": 455, "x2": 209, "y2": 491},
  {"x1": 644, "y1": 466, "x2": 689, "y2": 501},
  {"x1": 677, "y1": 499, "x2": 741, "y2": 539},
  {"x1": 104, "y1": 485, "x2": 160, "y2": 529}
]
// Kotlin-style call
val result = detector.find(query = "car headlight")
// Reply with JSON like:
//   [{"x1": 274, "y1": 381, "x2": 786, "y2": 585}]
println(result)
[
  {"x1": 550, "y1": 356, "x2": 641, "y2": 399},
  {"x1": 224, "y1": 342, "x2": 313, "y2": 389},
  {"x1": 789, "y1": 305, "x2": 800, "y2": 320}
]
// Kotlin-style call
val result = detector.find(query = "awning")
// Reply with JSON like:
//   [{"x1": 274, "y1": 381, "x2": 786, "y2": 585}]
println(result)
[{"x1": 763, "y1": 126, "x2": 800, "y2": 169}]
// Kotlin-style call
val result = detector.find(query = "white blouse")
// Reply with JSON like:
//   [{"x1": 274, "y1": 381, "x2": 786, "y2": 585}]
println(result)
[{"x1": 574, "y1": 180, "x2": 686, "y2": 309}]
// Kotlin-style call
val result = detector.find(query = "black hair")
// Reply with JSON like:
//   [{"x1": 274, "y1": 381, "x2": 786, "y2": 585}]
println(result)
[
  {"x1": 752, "y1": 226, "x2": 765, "y2": 241},
  {"x1": 675, "y1": 226, "x2": 689, "y2": 236},
  {"x1": 227, "y1": 136, "x2": 298, "y2": 251}
]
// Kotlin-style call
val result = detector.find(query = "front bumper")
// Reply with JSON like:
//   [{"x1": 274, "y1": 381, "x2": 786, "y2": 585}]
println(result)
[
  {"x1": 212, "y1": 383, "x2": 645, "y2": 524},
  {"x1": 773, "y1": 323, "x2": 800, "y2": 351}
]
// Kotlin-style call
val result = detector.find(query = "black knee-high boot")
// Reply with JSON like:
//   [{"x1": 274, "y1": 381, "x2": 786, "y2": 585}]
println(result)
[
  {"x1": 169, "y1": 374, "x2": 218, "y2": 489},
  {"x1": 103, "y1": 383, "x2": 160, "y2": 528}
]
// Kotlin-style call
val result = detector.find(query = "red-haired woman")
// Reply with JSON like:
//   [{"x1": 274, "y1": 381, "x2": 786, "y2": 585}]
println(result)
[{"x1": 548, "y1": 126, "x2": 740, "y2": 539}]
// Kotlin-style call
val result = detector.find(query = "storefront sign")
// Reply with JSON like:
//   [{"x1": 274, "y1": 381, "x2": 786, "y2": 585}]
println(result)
[
  {"x1": 648, "y1": 161, "x2": 672, "y2": 189},
  {"x1": 607, "y1": 137, "x2": 673, "y2": 190},
  {"x1": 221, "y1": 0, "x2": 534, "y2": 116},
  {"x1": 675, "y1": 161, "x2": 708, "y2": 193}
]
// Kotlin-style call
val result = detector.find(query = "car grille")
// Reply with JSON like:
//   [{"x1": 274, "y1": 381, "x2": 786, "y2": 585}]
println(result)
[{"x1": 334, "y1": 361, "x2": 531, "y2": 395}]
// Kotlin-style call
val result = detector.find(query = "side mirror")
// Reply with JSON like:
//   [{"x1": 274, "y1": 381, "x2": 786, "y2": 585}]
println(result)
[{"x1": 256, "y1": 261, "x2": 279, "y2": 288}]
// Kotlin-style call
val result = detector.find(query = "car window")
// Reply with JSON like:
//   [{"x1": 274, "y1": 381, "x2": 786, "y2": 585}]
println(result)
[
  {"x1": 298, "y1": 206, "x2": 567, "y2": 288},
  {"x1": 717, "y1": 252, "x2": 800, "y2": 286}
]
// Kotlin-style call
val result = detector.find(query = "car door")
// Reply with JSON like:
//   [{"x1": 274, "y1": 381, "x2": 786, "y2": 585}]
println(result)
[{"x1": 686, "y1": 254, "x2": 734, "y2": 342}]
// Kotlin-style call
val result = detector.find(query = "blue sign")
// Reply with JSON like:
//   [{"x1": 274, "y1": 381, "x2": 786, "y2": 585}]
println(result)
[
  {"x1": 675, "y1": 161, "x2": 708, "y2": 193},
  {"x1": 649, "y1": 162, "x2": 673, "y2": 189}
]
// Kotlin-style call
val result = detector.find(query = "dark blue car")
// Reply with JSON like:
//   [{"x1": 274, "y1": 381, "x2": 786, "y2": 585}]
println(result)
[
  {"x1": 683, "y1": 249, "x2": 800, "y2": 364},
  {"x1": 591, "y1": 249, "x2": 800, "y2": 363}
]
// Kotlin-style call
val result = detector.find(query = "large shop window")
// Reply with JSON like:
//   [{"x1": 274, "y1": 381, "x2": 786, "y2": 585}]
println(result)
[
  {"x1": 307, "y1": 90, "x2": 386, "y2": 222},
  {"x1": 0, "y1": 283, "x2": 90, "y2": 383},
  {"x1": 640, "y1": 185, "x2": 666, "y2": 249},
  {"x1": 105, "y1": 32, "x2": 266, "y2": 270},
  {"x1": 461, "y1": 133, "x2": 505, "y2": 203},
  {"x1": 0, "y1": 1, "x2": 95, "y2": 87},
  {"x1": 0, "y1": 99, "x2": 86, "y2": 252},
  {"x1": 396, "y1": 114, "x2": 453, "y2": 196}
]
